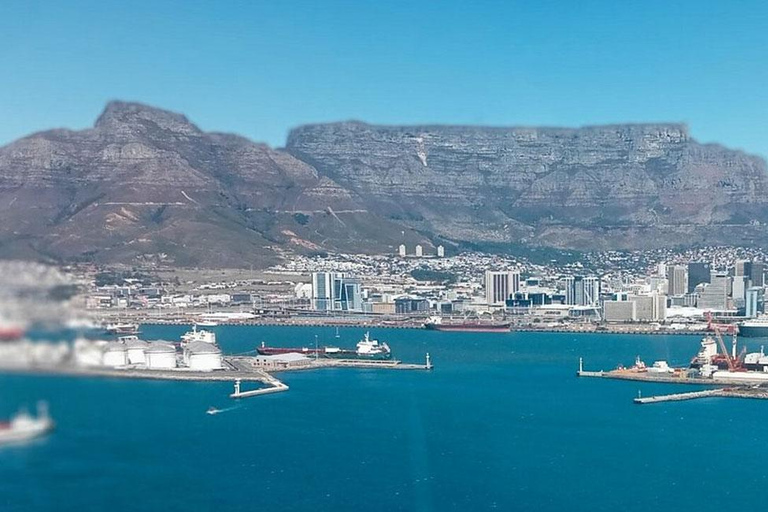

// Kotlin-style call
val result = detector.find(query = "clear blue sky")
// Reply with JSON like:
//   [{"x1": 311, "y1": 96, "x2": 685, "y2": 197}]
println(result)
[{"x1": 1, "y1": 0, "x2": 766, "y2": 156}]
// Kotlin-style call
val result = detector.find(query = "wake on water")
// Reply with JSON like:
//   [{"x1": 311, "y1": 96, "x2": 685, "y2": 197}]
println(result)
[{"x1": 206, "y1": 405, "x2": 241, "y2": 415}]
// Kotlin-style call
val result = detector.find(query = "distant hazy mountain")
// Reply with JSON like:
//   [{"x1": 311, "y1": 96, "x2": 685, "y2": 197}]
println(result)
[{"x1": 1, "y1": 101, "x2": 767, "y2": 267}]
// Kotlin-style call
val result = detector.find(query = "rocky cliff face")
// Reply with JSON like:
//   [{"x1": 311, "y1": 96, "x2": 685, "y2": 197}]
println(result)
[
  {"x1": 287, "y1": 122, "x2": 768, "y2": 250},
  {"x1": 2, "y1": 102, "x2": 767, "y2": 267},
  {"x1": 0, "y1": 102, "x2": 426, "y2": 266}
]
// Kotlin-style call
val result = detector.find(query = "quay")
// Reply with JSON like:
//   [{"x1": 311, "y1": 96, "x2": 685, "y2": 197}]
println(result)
[
  {"x1": 634, "y1": 387, "x2": 768, "y2": 404},
  {"x1": 578, "y1": 358, "x2": 768, "y2": 404},
  {"x1": 0, "y1": 352, "x2": 433, "y2": 400}
]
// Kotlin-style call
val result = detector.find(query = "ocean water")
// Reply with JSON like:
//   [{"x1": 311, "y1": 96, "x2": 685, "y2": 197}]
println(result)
[{"x1": 1, "y1": 326, "x2": 767, "y2": 511}]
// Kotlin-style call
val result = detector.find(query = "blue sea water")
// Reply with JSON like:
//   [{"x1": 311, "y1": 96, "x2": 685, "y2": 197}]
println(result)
[{"x1": 1, "y1": 326, "x2": 766, "y2": 511}]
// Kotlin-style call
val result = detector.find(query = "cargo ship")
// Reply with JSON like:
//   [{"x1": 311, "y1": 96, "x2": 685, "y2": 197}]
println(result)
[
  {"x1": 258, "y1": 332, "x2": 391, "y2": 360},
  {"x1": 424, "y1": 316, "x2": 511, "y2": 333},
  {"x1": 737, "y1": 317, "x2": 768, "y2": 338}
]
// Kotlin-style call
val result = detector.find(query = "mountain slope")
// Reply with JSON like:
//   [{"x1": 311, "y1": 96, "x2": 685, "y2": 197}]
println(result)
[
  {"x1": 0, "y1": 102, "x2": 426, "y2": 266},
  {"x1": 286, "y1": 122, "x2": 768, "y2": 250},
  {"x1": 2, "y1": 102, "x2": 768, "y2": 268}
]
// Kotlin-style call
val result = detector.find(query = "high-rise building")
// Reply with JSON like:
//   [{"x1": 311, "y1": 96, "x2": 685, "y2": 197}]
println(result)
[
  {"x1": 735, "y1": 260, "x2": 752, "y2": 279},
  {"x1": 564, "y1": 276, "x2": 600, "y2": 306},
  {"x1": 732, "y1": 275, "x2": 748, "y2": 308},
  {"x1": 583, "y1": 277, "x2": 601, "y2": 306},
  {"x1": 667, "y1": 265, "x2": 687, "y2": 296},
  {"x1": 746, "y1": 286, "x2": 764, "y2": 318},
  {"x1": 311, "y1": 272, "x2": 362, "y2": 311},
  {"x1": 687, "y1": 262, "x2": 710, "y2": 294},
  {"x1": 485, "y1": 271, "x2": 520, "y2": 306},
  {"x1": 697, "y1": 272, "x2": 729, "y2": 310},
  {"x1": 751, "y1": 261, "x2": 765, "y2": 288},
  {"x1": 436, "y1": 245, "x2": 445, "y2": 258},
  {"x1": 652, "y1": 292, "x2": 667, "y2": 321},
  {"x1": 398, "y1": 244, "x2": 406, "y2": 257}
]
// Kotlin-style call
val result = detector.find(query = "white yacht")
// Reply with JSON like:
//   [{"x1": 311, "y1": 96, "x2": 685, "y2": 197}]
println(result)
[{"x1": 0, "y1": 402, "x2": 54, "y2": 444}]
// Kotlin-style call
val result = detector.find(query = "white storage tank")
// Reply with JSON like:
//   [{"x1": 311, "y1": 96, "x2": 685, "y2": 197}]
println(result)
[
  {"x1": 102, "y1": 342, "x2": 128, "y2": 367},
  {"x1": 125, "y1": 339, "x2": 149, "y2": 365},
  {"x1": 145, "y1": 342, "x2": 177, "y2": 369},
  {"x1": 184, "y1": 341, "x2": 222, "y2": 371},
  {"x1": 74, "y1": 339, "x2": 107, "y2": 367}
]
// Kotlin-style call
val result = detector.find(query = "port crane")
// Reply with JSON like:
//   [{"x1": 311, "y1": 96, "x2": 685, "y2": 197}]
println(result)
[
  {"x1": 712, "y1": 323, "x2": 745, "y2": 371},
  {"x1": 705, "y1": 311, "x2": 739, "y2": 335}
]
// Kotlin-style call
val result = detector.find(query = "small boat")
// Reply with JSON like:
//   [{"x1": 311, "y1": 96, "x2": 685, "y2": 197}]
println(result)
[
  {"x1": 197, "y1": 320, "x2": 219, "y2": 327},
  {"x1": 206, "y1": 407, "x2": 221, "y2": 415},
  {"x1": 105, "y1": 323, "x2": 139, "y2": 335},
  {"x1": 0, "y1": 402, "x2": 54, "y2": 444}
]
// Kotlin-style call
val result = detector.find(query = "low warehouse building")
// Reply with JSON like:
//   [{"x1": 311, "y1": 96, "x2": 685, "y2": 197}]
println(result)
[
  {"x1": 184, "y1": 341, "x2": 222, "y2": 371},
  {"x1": 253, "y1": 352, "x2": 312, "y2": 370},
  {"x1": 145, "y1": 342, "x2": 177, "y2": 369}
]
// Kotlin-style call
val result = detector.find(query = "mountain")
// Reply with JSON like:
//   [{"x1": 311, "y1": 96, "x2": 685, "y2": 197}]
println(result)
[
  {"x1": 1, "y1": 101, "x2": 767, "y2": 267},
  {"x1": 287, "y1": 122, "x2": 768, "y2": 251},
  {"x1": 0, "y1": 102, "x2": 426, "y2": 267}
]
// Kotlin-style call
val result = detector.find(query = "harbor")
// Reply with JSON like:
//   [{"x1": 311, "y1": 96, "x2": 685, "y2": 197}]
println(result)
[
  {"x1": 578, "y1": 326, "x2": 768, "y2": 403},
  {"x1": 0, "y1": 326, "x2": 433, "y2": 400}
]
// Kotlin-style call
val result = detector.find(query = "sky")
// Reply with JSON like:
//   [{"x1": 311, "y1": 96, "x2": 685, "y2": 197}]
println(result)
[{"x1": 1, "y1": 0, "x2": 766, "y2": 156}]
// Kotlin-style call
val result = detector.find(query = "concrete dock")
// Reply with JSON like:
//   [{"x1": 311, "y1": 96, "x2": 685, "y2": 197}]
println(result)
[
  {"x1": 0, "y1": 352, "x2": 433, "y2": 400},
  {"x1": 230, "y1": 377, "x2": 289, "y2": 399},
  {"x1": 634, "y1": 389, "x2": 722, "y2": 404}
]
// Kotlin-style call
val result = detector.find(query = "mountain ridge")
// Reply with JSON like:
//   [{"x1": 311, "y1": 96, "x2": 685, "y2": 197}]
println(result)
[{"x1": 1, "y1": 101, "x2": 767, "y2": 267}]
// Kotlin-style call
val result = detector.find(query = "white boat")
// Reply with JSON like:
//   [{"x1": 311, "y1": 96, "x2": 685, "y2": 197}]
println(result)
[
  {"x1": 646, "y1": 360, "x2": 674, "y2": 374},
  {"x1": 197, "y1": 320, "x2": 219, "y2": 327},
  {"x1": 105, "y1": 323, "x2": 139, "y2": 335},
  {"x1": 181, "y1": 325, "x2": 217, "y2": 345},
  {"x1": 0, "y1": 402, "x2": 54, "y2": 444},
  {"x1": 355, "y1": 332, "x2": 391, "y2": 359}
]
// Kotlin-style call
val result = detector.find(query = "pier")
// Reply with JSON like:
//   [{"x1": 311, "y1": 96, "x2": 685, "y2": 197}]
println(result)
[
  {"x1": 230, "y1": 378, "x2": 289, "y2": 399},
  {"x1": 578, "y1": 358, "x2": 768, "y2": 404},
  {"x1": 633, "y1": 389, "x2": 722, "y2": 404},
  {"x1": 0, "y1": 352, "x2": 433, "y2": 400}
]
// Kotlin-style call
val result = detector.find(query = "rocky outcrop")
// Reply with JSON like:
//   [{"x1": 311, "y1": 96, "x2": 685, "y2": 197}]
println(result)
[{"x1": 287, "y1": 122, "x2": 768, "y2": 250}]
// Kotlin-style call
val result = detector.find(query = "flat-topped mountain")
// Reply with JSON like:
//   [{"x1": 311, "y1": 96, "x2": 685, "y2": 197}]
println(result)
[
  {"x1": 287, "y1": 121, "x2": 768, "y2": 251},
  {"x1": 1, "y1": 101, "x2": 767, "y2": 267}
]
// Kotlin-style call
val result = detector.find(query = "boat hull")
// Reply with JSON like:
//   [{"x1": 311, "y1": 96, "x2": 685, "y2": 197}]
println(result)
[
  {"x1": 257, "y1": 347, "x2": 392, "y2": 360},
  {"x1": 738, "y1": 325, "x2": 768, "y2": 338},
  {"x1": 424, "y1": 323, "x2": 511, "y2": 333}
]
